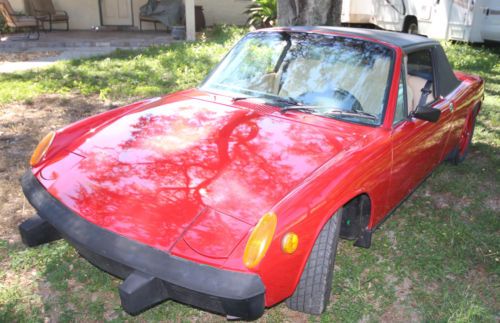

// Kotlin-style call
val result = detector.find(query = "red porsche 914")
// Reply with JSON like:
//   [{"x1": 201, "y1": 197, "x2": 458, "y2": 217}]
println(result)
[{"x1": 19, "y1": 27, "x2": 484, "y2": 319}]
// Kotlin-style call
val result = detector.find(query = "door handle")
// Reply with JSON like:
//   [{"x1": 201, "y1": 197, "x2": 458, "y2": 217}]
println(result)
[{"x1": 449, "y1": 102, "x2": 454, "y2": 112}]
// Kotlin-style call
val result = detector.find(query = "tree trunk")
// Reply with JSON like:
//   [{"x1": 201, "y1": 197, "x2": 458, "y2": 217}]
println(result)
[{"x1": 277, "y1": 0, "x2": 343, "y2": 26}]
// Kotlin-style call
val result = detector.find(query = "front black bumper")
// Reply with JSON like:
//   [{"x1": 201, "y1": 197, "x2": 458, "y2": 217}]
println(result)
[{"x1": 20, "y1": 171, "x2": 265, "y2": 320}]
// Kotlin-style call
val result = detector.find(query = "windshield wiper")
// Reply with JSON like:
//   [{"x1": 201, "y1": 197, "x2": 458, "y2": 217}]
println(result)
[
  {"x1": 281, "y1": 106, "x2": 379, "y2": 121},
  {"x1": 280, "y1": 105, "x2": 318, "y2": 114},
  {"x1": 267, "y1": 96, "x2": 301, "y2": 106},
  {"x1": 340, "y1": 109, "x2": 379, "y2": 120},
  {"x1": 233, "y1": 95, "x2": 301, "y2": 107},
  {"x1": 233, "y1": 96, "x2": 263, "y2": 102}
]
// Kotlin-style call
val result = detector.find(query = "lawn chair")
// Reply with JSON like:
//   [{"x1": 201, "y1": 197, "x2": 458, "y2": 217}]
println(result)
[
  {"x1": 0, "y1": 0, "x2": 39, "y2": 40},
  {"x1": 29, "y1": 0, "x2": 68, "y2": 31},
  {"x1": 140, "y1": 15, "x2": 161, "y2": 31}
]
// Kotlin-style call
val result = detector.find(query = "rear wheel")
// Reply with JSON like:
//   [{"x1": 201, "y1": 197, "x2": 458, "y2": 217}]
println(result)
[
  {"x1": 452, "y1": 109, "x2": 478, "y2": 164},
  {"x1": 286, "y1": 210, "x2": 341, "y2": 314}
]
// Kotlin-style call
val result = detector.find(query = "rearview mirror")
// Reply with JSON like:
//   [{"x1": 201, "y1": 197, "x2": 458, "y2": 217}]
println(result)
[{"x1": 412, "y1": 105, "x2": 441, "y2": 122}]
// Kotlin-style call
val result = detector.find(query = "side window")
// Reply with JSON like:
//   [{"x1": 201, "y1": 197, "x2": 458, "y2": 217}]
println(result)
[
  {"x1": 393, "y1": 68, "x2": 407, "y2": 125},
  {"x1": 406, "y1": 50, "x2": 436, "y2": 113}
]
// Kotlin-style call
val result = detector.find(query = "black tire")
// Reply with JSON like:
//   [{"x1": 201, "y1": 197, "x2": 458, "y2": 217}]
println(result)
[
  {"x1": 451, "y1": 110, "x2": 477, "y2": 164},
  {"x1": 286, "y1": 210, "x2": 342, "y2": 315},
  {"x1": 402, "y1": 17, "x2": 418, "y2": 34}
]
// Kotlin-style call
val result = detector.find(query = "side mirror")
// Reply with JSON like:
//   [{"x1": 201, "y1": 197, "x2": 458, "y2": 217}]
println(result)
[{"x1": 412, "y1": 105, "x2": 441, "y2": 122}]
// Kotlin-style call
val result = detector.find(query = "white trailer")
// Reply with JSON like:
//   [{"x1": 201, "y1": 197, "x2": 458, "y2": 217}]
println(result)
[
  {"x1": 341, "y1": 0, "x2": 418, "y2": 33},
  {"x1": 341, "y1": 0, "x2": 500, "y2": 43},
  {"x1": 441, "y1": 0, "x2": 500, "y2": 43}
]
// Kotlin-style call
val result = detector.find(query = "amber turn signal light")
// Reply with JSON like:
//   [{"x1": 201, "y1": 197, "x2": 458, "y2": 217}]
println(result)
[
  {"x1": 243, "y1": 212, "x2": 277, "y2": 269},
  {"x1": 30, "y1": 131, "x2": 55, "y2": 166},
  {"x1": 281, "y1": 232, "x2": 299, "y2": 254}
]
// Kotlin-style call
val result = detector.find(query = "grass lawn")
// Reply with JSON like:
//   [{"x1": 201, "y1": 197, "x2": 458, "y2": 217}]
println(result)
[{"x1": 0, "y1": 26, "x2": 498, "y2": 322}]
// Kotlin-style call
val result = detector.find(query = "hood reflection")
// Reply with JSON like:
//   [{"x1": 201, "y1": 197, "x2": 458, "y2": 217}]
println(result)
[{"x1": 47, "y1": 98, "x2": 344, "y2": 252}]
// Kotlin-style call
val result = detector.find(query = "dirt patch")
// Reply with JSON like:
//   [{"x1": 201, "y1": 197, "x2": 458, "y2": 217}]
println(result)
[
  {"x1": 431, "y1": 192, "x2": 454, "y2": 209},
  {"x1": 485, "y1": 197, "x2": 500, "y2": 212},
  {"x1": 0, "y1": 51, "x2": 62, "y2": 63},
  {"x1": 424, "y1": 281, "x2": 439, "y2": 293},
  {"x1": 429, "y1": 192, "x2": 472, "y2": 210},
  {"x1": 0, "y1": 93, "x2": 116, "y2": 242},
  {"x1": 38, "y1": 280, "x2": 63, "y2": 322},
  {"x1": 380, "y1": 277, "x2": 422, "y2": 322},
  {"x1": 395, "y1": 278, "x2": 412, "y2": 302},
  {"x1": 0, "y1": 267, "x2": 45, "y2": 318},
  {"x1": 275, "y1": 305, "x2": 310, "y2": 322},
  {"x1": 103, "y1": 309, "x2": 120, "y2": 321},
  {"x1": 385, "y1": 274, "x2": 398, "y2": 285},
  {"x1": 384, "y1": 230, "x2": 402, "y2": 255},
  {"x1": 380, "y1": 302, "x2": 421, "y2": 322},
  {"x1": 463, "y1": 265, "x2": 499, "y2": 309}
]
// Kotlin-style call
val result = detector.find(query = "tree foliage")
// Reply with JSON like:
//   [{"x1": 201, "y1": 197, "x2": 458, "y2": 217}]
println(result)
[{"x1": 277, "y1": 0, "x2": 343, "y2": 26}]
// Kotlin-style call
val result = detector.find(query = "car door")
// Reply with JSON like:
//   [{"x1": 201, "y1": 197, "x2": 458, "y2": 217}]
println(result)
[{"x1": 387, "y1": 48, "x2": 453, "y2": 208}]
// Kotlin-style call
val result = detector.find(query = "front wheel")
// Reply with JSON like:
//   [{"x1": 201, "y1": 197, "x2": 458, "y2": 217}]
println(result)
[{"x1": 286, "y1": 210, "x2": 342, "y2": 315}]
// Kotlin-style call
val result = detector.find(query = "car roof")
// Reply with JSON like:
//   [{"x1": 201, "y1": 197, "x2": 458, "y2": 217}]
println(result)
[{"x1": 261, "y1": 26, "x2": 439, "y2": 51}]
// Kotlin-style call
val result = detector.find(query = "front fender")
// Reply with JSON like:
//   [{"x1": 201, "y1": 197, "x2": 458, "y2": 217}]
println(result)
[{"x1": 245, "y1": 130, "x2": 392, "y2": 306}]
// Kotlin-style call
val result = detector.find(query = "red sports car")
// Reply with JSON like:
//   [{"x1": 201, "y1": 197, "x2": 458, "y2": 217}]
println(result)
[{"x1": 19, "y1": 27, "x2": 484, "y2": 319}]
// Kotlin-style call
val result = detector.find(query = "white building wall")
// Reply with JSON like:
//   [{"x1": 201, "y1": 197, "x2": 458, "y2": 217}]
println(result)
[
  {"x1": 196, "y1": 0, "x2": 249, "y2": 26},
  {"x1": 51, "y1": 0, "x2": 101, "y2": 30},
  {"x1": 9, "y1": 0, "x2": 102, "y2": 29},
  {"x1": 8, "y1": 0, "x2": 248, "y2": 30},
  {"x1": 9, "y1": 0, "x2": 25, "y2": 12}
]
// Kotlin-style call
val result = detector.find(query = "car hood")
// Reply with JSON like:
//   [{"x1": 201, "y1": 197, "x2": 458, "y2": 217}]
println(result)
[{"x1": 37, "y1": 90, "x2": 372, "y2": 255}]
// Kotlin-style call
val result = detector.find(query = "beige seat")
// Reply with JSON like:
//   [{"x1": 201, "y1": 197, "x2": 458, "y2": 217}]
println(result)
[
  {"x1": 278, "y1": 57, "x2": 318, "y2": 98},
  {"x1": 278, "y1": 56, "x2": 391, "y2": 114},
  {"x1": 0, "y1": 0, "x2": 39, "y2": 39},
  {"x1": 249, "y1": 72, "x2": 281, "y2": 95},
  {"x1": 406, "y1": 74, "x2": 435, "y2": 112}
]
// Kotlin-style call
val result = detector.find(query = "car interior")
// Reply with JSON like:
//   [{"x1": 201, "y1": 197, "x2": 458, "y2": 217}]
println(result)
[
  {"x1": 219, "y1": 39, "x2": 439, "y2": 124},
  {"x1": 406, "y1": 50, "x2": 436, "y2": 113},
  {"x1": 250, "y1": 55, "x2": 391, "y2": 116}
]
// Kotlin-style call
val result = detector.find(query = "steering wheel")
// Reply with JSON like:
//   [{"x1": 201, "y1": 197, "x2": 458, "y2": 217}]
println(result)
[
  {"x1": 330, "y1": 88, "x2": 364, "y2": 112},
  {"x1": 297, "y1": 88, "x2": 364, "y2": 112}
]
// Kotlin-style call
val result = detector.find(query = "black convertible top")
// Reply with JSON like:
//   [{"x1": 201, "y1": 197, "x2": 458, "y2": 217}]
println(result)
[{"x1": 267, "y1": 26, "x2": 439, "y2": 52}]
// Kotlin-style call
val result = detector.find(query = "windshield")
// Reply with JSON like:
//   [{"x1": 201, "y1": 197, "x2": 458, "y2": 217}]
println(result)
[{"x1": 201, "y1": 32, "x2": 394, "y2": 125}]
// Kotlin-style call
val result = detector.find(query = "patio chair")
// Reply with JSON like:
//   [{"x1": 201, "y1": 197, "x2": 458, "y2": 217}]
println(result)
[
  {"x1": 29, "y1": 0, "x2": 68, "y2": 32},
  {"x1": 0, "y1": 0, "x2": 39, "y2": 40},
  {"x1": 139, "y1": 0, "x2": 182, "y2": 31},
  {"x1": 140, "y1": 15, "x2": 161, "y2": 31}
]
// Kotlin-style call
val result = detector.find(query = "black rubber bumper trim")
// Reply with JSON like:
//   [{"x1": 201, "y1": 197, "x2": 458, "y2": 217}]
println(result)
[{"x1": 21, "y1": 171, "x2": 265, "y2": 319}]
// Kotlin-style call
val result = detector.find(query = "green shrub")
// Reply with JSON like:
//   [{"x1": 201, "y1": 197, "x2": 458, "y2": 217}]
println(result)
[
  {"x1": 0, "y1": 14, "x2": 6, "y2": 33},
  {"x1": 245, "y1": 0, "x2": 277, "y2": 28}
]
